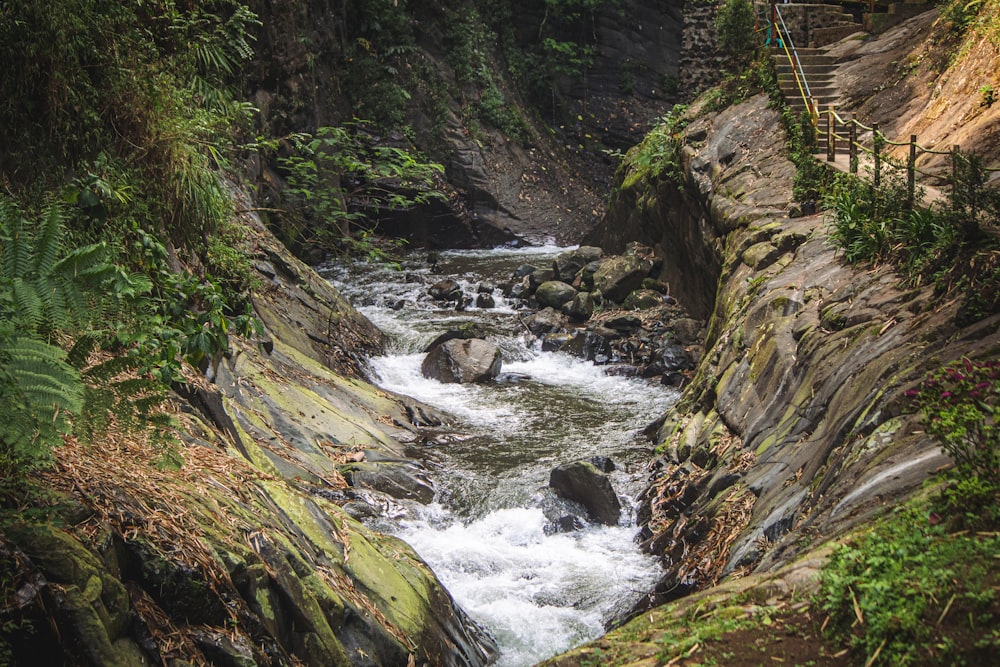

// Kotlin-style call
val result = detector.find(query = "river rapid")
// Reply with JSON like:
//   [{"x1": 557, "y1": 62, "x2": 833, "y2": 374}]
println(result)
[{"x1": 323, "y1": 246, "x2": 676, "y2": 666}]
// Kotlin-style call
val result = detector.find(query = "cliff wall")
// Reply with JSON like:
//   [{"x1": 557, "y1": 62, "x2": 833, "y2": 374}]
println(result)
[{"x1": 586, "y1": 90, "x2": 999, "y2": 609}]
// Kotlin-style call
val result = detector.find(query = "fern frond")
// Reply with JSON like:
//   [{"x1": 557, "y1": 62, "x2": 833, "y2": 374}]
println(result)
[
  {"x1": 6, "y1": 337, "x2": 85, "y2": 415},
  {"x1": 1, "y1": 212, "x2": 31, "y2": 280},
  {"x1": 10, "y1": 278, "x2": 44, "y2": 330},
  {"x1": 32, "y1": 201, "x2": 65, "y2": 278}
]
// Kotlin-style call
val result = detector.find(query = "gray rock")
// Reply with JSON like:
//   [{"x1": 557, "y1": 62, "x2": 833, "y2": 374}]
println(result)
[
  {"x1": 564, "y1": 291, "x2": 595, "y2": 322},
  {"x1": 549, "y1": 461, "x2": 622, "y2": 526},
  {"x1": 535, "y1": 280, "x2": 579, "y2": 309},
  {"x1": 421, "y1": 338, "x2": 502, "y2": 384},
  {"x1": 343, "y1": 461, "x2": 436, "y2": 504},
  {"x1": 593, "y1": 254, "x2": 653, "y2": 303},
  {"x1": 553, "y1": 246, "x2": 604, "y2": 282},
  {"x1": 525, "y1": 307, "x2": 567, "y2": 336},
  {"x1": 428, "y1": 279, "x2": 463, "y2": 301}
]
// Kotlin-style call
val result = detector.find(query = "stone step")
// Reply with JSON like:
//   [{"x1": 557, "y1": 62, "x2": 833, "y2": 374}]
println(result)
[{"x1": 777, "y1": 66, "x2": 837, "y2": 81}]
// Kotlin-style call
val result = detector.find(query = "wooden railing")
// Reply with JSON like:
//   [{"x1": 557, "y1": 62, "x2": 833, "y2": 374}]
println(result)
[{"x1": 817, "y1": 106, "x2": 1000, "y2": 207}]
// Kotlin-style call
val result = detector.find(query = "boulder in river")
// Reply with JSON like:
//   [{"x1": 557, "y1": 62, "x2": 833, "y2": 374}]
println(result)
[
  {"x1": 535, "y1": 280, "x2": 578, "y2": 309},
  {"x1": 553, "y1": 246, "x2": 604, "y2": 282},
  {"x1": 525, "y1": 307, "x2": 567, "y2": 336},
  {"x1": 592, "y1": 254, "x2": 653, "y2": 303},
  {"x1": 428, "y1": 279, "x2": 463, "y2": 301},
  {"x1": 549, "y1": 461, "x2": 622, "y2": 526},
  {"x1": 421, "y1": 338, "x2": 502, "y2": 384}
]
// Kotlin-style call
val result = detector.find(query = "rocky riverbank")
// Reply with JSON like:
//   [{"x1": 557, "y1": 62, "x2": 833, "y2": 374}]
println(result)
[
  {"x1": 541, "y1": 17, "x2": 1000, "y2": 660},
  {"x1": 4, "y1": 207, "x2": 497, "y2": 666}
]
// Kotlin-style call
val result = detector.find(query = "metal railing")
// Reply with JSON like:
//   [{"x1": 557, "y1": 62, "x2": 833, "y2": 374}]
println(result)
[{"x1": 760, "y1": 2, "x2": 819, "y2": 122}]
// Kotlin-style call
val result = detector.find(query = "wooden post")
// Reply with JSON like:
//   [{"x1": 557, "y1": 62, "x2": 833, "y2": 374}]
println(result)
[
  {"x1": 906, "y1": 135, "x2": 917, "y2": 209},
  {"x1": 951, "y1": 144, "x2": 961, "y2": 212},
  {"x1": 826, "y1": 106, "x2": 835, "y2": 162},
  {"x1": 873, "y1": 123, "x2": 881, "y2": 189},
  {"x1": 849, "y1": 113, "x2": 858, "y2": 174}
]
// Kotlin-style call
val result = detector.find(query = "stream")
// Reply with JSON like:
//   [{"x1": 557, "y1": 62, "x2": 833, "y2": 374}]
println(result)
[{"x1": 323, "y1": 246, "x2": 677, "y2": 666}]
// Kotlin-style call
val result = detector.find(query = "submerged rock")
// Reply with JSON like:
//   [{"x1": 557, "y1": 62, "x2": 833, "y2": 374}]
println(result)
[{"x1": 421, "y1": 338, "x2": 502, "y2": 384}]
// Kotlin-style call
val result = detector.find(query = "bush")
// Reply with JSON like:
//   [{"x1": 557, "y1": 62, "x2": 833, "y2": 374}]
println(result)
[
  {"x1": 715, "y1": 0, "x2": 758, "y2": 70},
  {"x1": 908, "y1": 357, "x2": 1000, "y2": 526}
]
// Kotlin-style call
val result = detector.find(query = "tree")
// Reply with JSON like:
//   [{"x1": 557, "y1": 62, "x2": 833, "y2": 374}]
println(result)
[{"x1": 715, "y1": 0, "x2": 758, "y2": 70}]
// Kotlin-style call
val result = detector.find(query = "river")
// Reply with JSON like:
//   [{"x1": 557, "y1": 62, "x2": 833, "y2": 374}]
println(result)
[{"x1": 323, "y1": 246, "x2": 676, "y2": 666}]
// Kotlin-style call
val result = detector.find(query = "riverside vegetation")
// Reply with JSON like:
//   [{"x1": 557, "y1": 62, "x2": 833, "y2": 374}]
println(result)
[{"x1": 3, "y1": 0, "x2": 1000, "y2": 665}]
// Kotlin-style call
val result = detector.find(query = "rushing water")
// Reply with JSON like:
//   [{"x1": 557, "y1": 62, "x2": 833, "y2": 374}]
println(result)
[{"x1": 323, "y1": 246, "x2": 676, "y2": 666}]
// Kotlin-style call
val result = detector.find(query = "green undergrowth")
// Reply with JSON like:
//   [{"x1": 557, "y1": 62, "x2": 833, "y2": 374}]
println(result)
[{"x1": 818, "y1": 501, "x2": 1000, "y2": 666}]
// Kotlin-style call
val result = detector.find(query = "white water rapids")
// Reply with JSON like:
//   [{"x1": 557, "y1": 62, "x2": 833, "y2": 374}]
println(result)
[{"x1": 323, "y1": 246, "x2": 676, "y2": 666}]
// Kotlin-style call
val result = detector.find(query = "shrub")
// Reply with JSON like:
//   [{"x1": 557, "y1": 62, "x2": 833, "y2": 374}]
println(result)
[
  {"x1": 715, "y1": 0, "x2": 758, "y2": 70},
  {"x1": 908, "y1": 357, "x2": 1000, "y2": 526}
]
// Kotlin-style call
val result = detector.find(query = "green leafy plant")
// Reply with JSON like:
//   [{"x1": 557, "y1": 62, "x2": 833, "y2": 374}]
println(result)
[
  {"x1": 276, "y1": 122, "x2": 445, "y2": 256},
  {"x1": 818, "y1": 504, "x2": 999, "y2": 665},
  {"x1": 715, "y1": 0, "x2": 758, "y2": 70},
  {"x1": 908, "y1": 357, "x2": 1000, "y2": 525},
  {"x1": 621, "y1": 104, "x2": 689, "y2": 190},
  {"x1": 0, "y1": 197, "x2": 115, "y2": 474}
]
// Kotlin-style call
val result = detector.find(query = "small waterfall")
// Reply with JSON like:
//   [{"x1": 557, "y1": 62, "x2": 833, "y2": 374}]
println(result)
[{"x1": 323, "y1": 247, "x2": 676, "y2": 666}]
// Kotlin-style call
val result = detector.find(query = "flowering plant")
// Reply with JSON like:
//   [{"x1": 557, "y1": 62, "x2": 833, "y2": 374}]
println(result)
[{"x1": 908, "y1": 358, "x2": 999, "y2": 524}]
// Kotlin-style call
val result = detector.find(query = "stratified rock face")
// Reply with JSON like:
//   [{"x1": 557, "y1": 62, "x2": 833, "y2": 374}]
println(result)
[
  {"x1": 590, "y1": 93, "x2": 996, "y2": 616},
  {"x1": 421, "y1": 338, "x2": 502, "y2": 384},
  {"x1": 549, "y1": 461, "x2": 622, "y2": 526}
]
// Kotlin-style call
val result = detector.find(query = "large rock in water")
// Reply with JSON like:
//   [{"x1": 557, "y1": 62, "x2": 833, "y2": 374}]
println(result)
[
  {"x1": 535, "y1": 280, "x2": 578, "y2": 309},
  {"x1": 421, "y1": 338, "x2": 502, "y2": 383},
  {"x1": 549, "y1": 461, "x2": 622, "y2": 526},
  {"x1": 592, "y1": 254, "x2": 653, "y2": 303}
]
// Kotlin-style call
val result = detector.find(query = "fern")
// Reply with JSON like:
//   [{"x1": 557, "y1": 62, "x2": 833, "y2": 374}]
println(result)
[
  {"x1": 0, "y1": 335, "x2": 83, "y2": 460},
  {"x1": 1, "y1": 199, "x2": 115, "y2": 334}
]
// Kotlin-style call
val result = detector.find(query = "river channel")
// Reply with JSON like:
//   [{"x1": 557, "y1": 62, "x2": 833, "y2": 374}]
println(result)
[{"x1": 323, "y1": 246, "x2": 677, "y2": 666}]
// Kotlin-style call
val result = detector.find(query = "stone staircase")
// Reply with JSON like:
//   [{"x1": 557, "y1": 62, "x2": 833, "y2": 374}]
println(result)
[
  {"x1": 771, "y1": 3, "x2": 863, "y2": 49},
  {"x1": 772, "y1": 47, "x2": 840, "y2": 115}
]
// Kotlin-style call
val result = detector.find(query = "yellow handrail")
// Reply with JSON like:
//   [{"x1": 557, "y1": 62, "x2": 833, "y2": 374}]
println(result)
[{"x1": 772, "y1": 7, "x2": 817, "y2": 123}]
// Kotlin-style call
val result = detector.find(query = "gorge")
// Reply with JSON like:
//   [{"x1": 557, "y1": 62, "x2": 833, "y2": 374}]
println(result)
[{"x1": 2, "y1": 2, "x2": 999, "y2": 666}]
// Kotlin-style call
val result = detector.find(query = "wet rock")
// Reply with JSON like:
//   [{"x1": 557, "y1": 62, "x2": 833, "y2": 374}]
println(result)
[
  {"x1": 428, "y1": 279, "x2": 463, "y2": 301},
  {"x1": 421, "y1": 338, "x2": 502, "y2": 384},
  {"x1": 553, "y1": 246, "x2": 604, "y2": 282},
  {"x1": 563, "y1": 291, "x2": 595, "y2": 322},
  {"x1": 648, "y1": 342, "x2": 694, "y2": 376},
  {"x1": 541, "y1": 333, "x2": 575, "y2": 352},
  {"x1": 535, "y1": 280, "x2": 579, "y2": 309},
  {"x1": 592, "y1": 254, "x2": 653, "y2": 303},
  {"x1": 343, "y1": 461, "x2": 436, "y2": 504},
  {"x1": 525, "y1": 307, "x2": 567, "y2": 336},
  {"x1": 549, "y1": 461, "x2": 622, "y2": 526},
  {"x1": 589, "y1": 455, "x2": 617, "y2": 473},
  {"x1": 423, "y1": 324, "x2": 488, "y2": 353},
  {"x1": 475, "y1": 293, "x2": 495, "y2": 308},
  {"x1": 541, "y1": 496, "x2": 590, "y2": 535}
]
